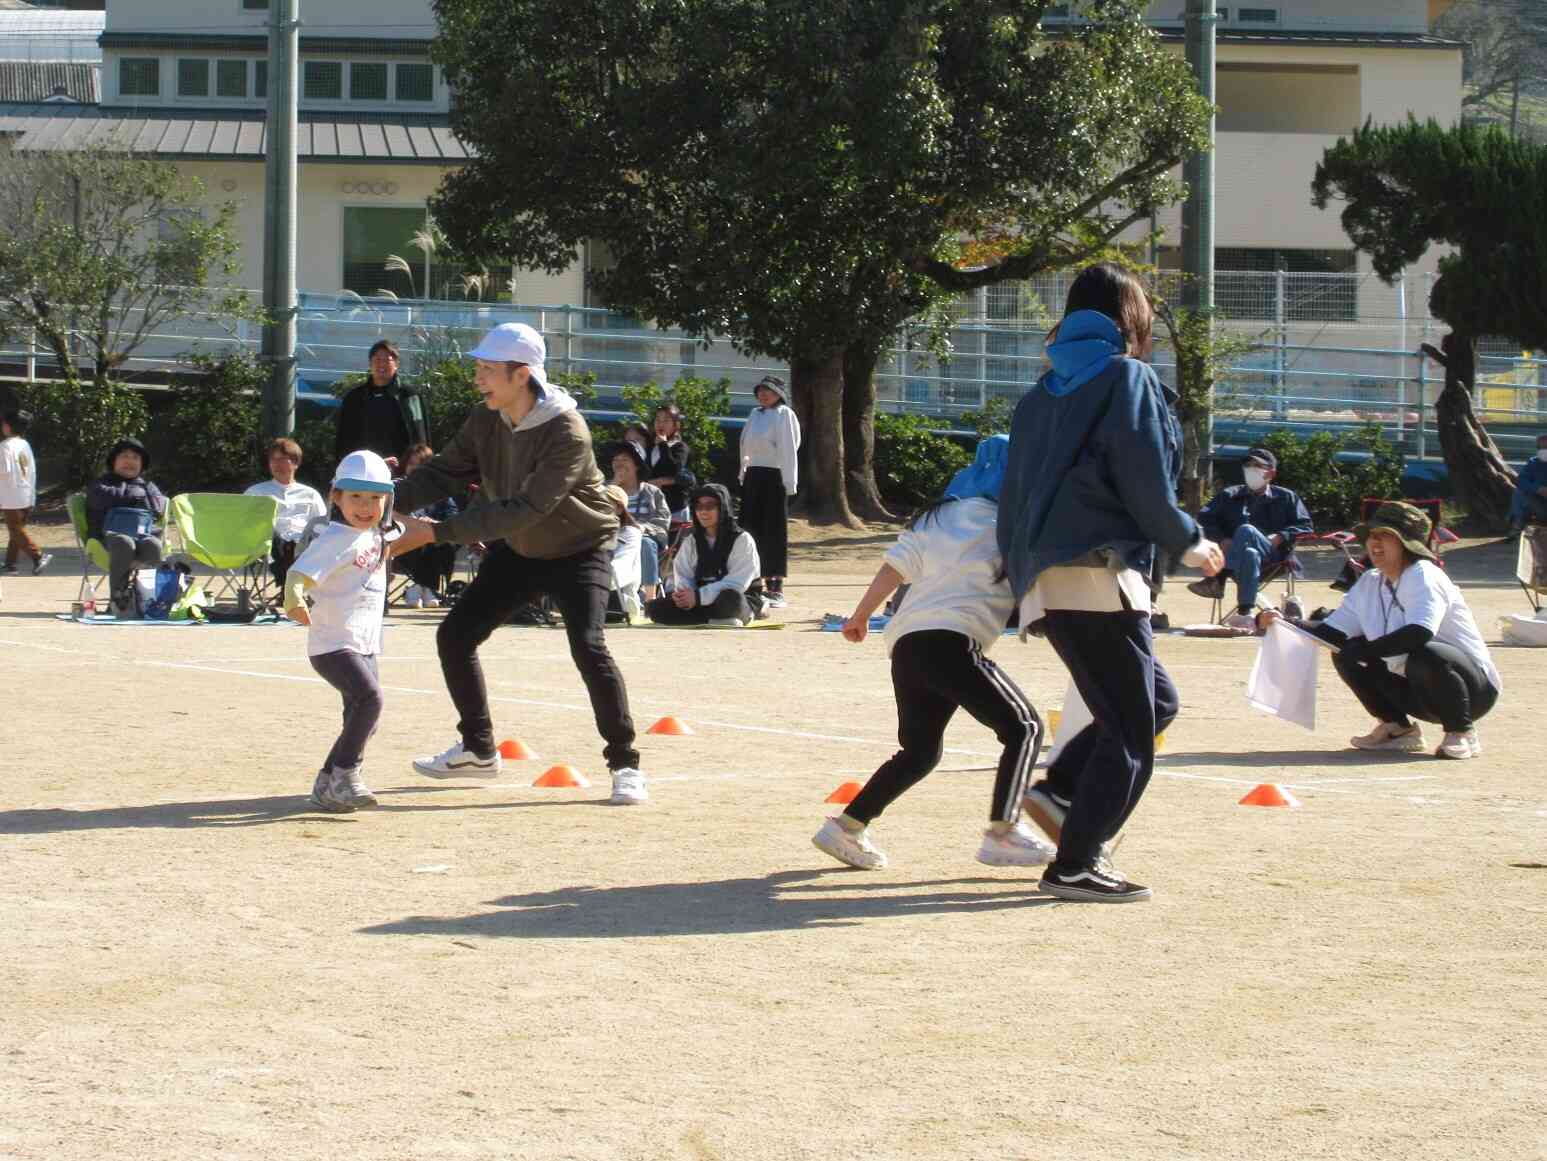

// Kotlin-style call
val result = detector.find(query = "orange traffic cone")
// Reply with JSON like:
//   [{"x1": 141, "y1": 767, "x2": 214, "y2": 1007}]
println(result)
[
  {"x1": 825, "y1": 781, "x2": 862, "y2": 805},
  {"x1": 534, "y1": 765, "x2": 590, "y2": 788},
  {"x1": 1238, "y1": 783, "x2": 1300, "y2": 808},
  {"x1": 498, "y1": 738, "x2": 536, "y2": 760},
  {"x1": 647, "y1": 715, "x2": 694, "y2": 736}
]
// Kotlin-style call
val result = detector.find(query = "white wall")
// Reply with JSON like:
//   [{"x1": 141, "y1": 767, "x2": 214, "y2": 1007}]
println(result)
[
  {"x1": 106, "y1": 0, "x2": 434, "y2": 37},
  {"x1": 1217, "y1": 64, "x2": 1360, "y2": 133},
  {"x1": 1144, "y1": 0, "x2": 1431, "y2": 33}
]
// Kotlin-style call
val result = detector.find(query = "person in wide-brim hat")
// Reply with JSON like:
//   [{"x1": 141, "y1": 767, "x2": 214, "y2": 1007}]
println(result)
[{"x1": 1352, "y1": 500, "x2": 1437, "y2": 562}]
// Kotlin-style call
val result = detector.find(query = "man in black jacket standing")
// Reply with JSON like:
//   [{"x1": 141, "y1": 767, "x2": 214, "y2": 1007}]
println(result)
[{"x1": 333, "y1": 340, "x2": 429, "y2": 468}]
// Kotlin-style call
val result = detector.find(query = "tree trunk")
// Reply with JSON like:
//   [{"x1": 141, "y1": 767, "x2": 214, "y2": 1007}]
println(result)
[
  {"x1": 841, "y1": 343, "x2": 895, "y2": 522},
  {"x1": 789, "y1": 350, "x2": 861, "y2": 528},
  {"x1": 1426, "y1": 332, "x2": 1518, "y2": 532},
  {"x1": 1179, "y1": 413, "x2": 1209, "y2": 513}
]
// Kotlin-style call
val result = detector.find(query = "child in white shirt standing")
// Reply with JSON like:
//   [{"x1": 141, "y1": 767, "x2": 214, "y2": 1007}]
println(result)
[
  {"x1": 738, "y1": 375, "x2": 800, "y2": 608},
  {"x1": 244, "y1": 437, "x2": 327, "y2": 587},
  {"x1": 0, "y1": 410, "x2": 51, "y2": 575},
  {"x1": 814, "y1": 435, "x2": 1053, "y2": 871},
  {"x1": 284, "y1": 450, "x2": 399, "y2": 813}
]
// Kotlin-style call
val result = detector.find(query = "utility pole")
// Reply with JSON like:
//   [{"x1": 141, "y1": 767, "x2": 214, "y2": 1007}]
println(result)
[
  {"x1": 1181, "y1": 0, "x2": 1218, "y2": 468},
  {"x1": 260, "y1": 0, "x2": 299, "y2": 439}
]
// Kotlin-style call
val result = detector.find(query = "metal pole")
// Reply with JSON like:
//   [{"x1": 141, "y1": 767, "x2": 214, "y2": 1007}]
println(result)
[
  {"x1": 1416, "y1": 351, "x2": 1427, "y2": 461},
  {"x1": 260, "y1": 0, "x2": 299, "y2": 439},
  {"x1": 1181, "y1": 0, "x2": 1217, "y2": 465},
  {"x1": 1274, "y1": 266, "x2": 1286, "y2": 420}
]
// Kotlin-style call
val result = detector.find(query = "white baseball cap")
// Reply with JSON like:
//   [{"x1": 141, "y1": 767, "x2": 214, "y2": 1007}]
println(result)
[
  {"x1": 468, "y1": 322, "x2": 549, "y2": 391},
  {"x1": 332, "y1": 449, "x2": 395, "y2": 493}
]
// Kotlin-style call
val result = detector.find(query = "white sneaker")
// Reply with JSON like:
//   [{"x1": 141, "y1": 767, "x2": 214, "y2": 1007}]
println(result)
[
  {"x1": 609, "y1": 766, "x2": 649, "y2": 804},
  {"x1": 1350, "y1": 722, "x2": 1426, "y2": 752},
  {"x1": 812, "y1": 817, "x2": 888, "y2": 870},
  {"x1": 1437, "y1": 730, "x2": 1479, "y2": 760},
  {"x1": 412, "y1": 741, "x2": 502, "y2": 779},
  {"x1": 1221, "y1": 610, "x2": 1258, "y2": 631},
  {"x1": 709, "y1": 617, "x2": 744, "y2": 628},
  {"x1": 976, "y1": 821, "x2": 1057, "y2": 867}
]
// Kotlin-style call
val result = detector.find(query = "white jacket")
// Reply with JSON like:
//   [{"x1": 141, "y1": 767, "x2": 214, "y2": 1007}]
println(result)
[
  {"x1": 673, "y1": 529, "x2": 761, "y2": 606},
  {"x1": 739, "y1": 405, "x2": 801, "y2": 494},
  {"x1": 883, "y1": 497, "x2": 1013, "y2": 656},
  {"x1": 0, "y1": 437, "x2": 36, "y2": 509}
]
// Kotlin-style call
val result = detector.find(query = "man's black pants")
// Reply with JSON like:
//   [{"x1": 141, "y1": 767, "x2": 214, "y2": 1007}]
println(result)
[{"x1": 436, "y1": 541, "x2": 639, "y2": 770}]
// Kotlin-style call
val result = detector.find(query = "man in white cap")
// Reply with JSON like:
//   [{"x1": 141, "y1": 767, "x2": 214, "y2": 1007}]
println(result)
[{"x1": 392, "y1": 322, "x2": 648, "y2": 804}]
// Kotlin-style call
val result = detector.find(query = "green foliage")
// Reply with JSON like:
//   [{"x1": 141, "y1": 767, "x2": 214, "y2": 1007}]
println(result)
[
  {"x1": 155, "y1": 353, "x2": 263, "y2": 493},
  {"x1": 959, "y1": 396, "x2": 1014, "y2": 438},
  {"x1": 291, "y1": 405, "x2": 340, "y2": 491},
  {"x1": 17, "y1": 378, "x2": 150, "y2": 488},
  {"x1": 0, "y1": 145, "x2": 259, "y2": 391},
  {"x1": 620, "y1": 377, "x2": 732, "y2": 463},
  {"x1": 873, "y1": 412, "x2": 970, "y2": 509},
  {"x1": 1256, "y1": 425, "x2": 1404, "y2": 528}
]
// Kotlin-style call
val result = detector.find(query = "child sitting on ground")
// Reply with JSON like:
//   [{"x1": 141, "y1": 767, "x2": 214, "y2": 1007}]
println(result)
[
  {"x1": 283, "y1": 450, "x2": 400, "y2": 813},
  {"x1": 604, "y1": 483, "x2": 646, "y2": 623},
  {"x1": 1, "y1": 410, "x2": 51, "y2": 576},
  {"x1": 244, "y1": 437, "x2": 327, "y2": 588},
  {"x1": 86, "y1": 437, "x2": 166, "y2": 618}
]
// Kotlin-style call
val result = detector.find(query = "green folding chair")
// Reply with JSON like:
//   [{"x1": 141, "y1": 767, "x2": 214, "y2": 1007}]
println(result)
[
  {"x1": 67, "y1": 492, "x2": 113, "y2": 606},
  {"x1": 167, "y1": 492, "x2": 279, "y2": 609}
]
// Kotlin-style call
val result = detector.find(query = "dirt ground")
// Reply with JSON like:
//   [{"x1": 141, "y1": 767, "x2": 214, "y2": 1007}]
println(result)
[{"x1": 1, "y1": 515, "x2": 1544, "y2": 1161}]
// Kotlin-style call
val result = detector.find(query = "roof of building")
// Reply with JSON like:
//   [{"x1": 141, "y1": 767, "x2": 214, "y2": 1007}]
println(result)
[
  {"x1": 1152, "y1": 28, "x2": 1463, "y2": 50},
  {"x1": 0, "y1": 61, "x2": 99, "y2": 103},
  {"x1": 0, "y1": 103, "x2": 469, "y2": 162},
  {"x1": 0, "y1": 7, "x2": 104, "y2": 61}
]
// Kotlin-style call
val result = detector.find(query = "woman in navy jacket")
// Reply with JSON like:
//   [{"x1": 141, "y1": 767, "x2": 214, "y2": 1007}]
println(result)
[{"x1": 999, "y1": 264, "x2": 1223, "y2": 904}]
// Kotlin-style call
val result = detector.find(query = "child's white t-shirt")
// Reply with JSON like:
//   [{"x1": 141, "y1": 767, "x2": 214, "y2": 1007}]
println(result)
[
  {"x1": 289, "y1": 521, "x2": 387, "y2": 657},
  {"x1": 0, "y1": 436, "x2": 37, "y2": 509}
]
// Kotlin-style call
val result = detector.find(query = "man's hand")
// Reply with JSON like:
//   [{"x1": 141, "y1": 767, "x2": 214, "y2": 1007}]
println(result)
[
  {"x1": 286, "y1": 604, "x2": 311, "y2": 626},
  {"x1": 384, "y1": 456, "x2": 400, "y2": 472},
  {"x1": 1183, "y1": 537, "x2": 1226, "y2": 576},
  {"x1": 1256, "y1": 607, "x2": 1283, "y2": 633},
  {"x1": 392, "y1": 514, "x2": 436, "y2": 555},
  {"x1": 672, "y1": 586, "x2": 698, "y2": 610},
  {"x1": 841, "y1": 612, "x2": 869, "y2": 643}
]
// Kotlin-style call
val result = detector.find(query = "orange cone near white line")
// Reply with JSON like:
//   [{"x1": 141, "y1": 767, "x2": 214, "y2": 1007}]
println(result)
[
  {"x1": 534, "y1": 765, "x2": 589, "y2": 788},
  {"x1": 498, "y1": 737, "x2": 535, "y2": 760},
  {"x1": 647, "y1": 716, "x2": 693, "y2": 736},
  {"x1": 1238, "y1": 783, "x2": 1300, "y2": 808}
]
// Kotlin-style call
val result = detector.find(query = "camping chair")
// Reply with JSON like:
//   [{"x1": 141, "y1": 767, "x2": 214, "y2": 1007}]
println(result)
[
  {"x1": 166, "y1": 492, "x2": 279, "y2": 610},
  {"x1": 1519, "y1": 525, "x2": 1547, "y2": 615},
  {"x1": 66, "y1": 492, "x2": 112, "y2": 606},
  {"x1": 1320, "y1": 497, "x2": 1458, "y2": 590},
  {"x1": 1206, "y1": 533, "x2": 1311, "y2": 622}
]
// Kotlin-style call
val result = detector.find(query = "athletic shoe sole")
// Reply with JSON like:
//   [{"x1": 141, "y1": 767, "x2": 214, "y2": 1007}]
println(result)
[
  {"x1": 609, "y1": 790, "x2": 649, "y2": 805},
  {"x1": 812, "y1": 828, "x2": 886, "y2": 870},
  {"x1": 976, "y1": 844, "x2": 1055, "y2": 868},
  {"x1": 1350, "y1": 736, "x2": 1426, "y2": 753},
  {"x1": 1040, "y1": 878, "x2": 1152, "y2": 903},
  {"x1": 308, "y1": 793, "x2": 355, "y2": 814},
  {"x1": 412, "y1": 758, "x2": 501, "y2": 779}
]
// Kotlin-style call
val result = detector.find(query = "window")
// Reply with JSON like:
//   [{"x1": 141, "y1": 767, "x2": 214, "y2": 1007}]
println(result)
[
  {"x1": 1216, "y1": 248, "x2": 1358, "y2": 322},
  {"x1": 216, "y1": 58, "x2": 247, "y2": 98},
  {"x1": 255, "y1": 58, "x2": 267, "y2": 99},
  {"x1": 119, "y1": 57, "x2": 160, "y2": 97},
  {"x1": 178, "y1": 58, "x2": 210, "y2": 98},
  {"x1": 242, "y1": 0, "x2": 269, "y2": 8},
  {"x1": 343, "y1": 207, "x2": 427, "y2": 298},
  {"x1": 351, "y1": 61, "x2": 388, "y2": 101},
  {"x1": 395, "y1": 62, "x2": 433, "y2": 102},
  {"x1": 1236, "y1": 7, "x2": 1279, "y2": 22},
  {"x1": 303, "y1": 60, "x2": 343, "y2": 100}
]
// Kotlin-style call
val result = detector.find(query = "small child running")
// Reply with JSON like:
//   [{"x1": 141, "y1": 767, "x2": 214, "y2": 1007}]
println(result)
[
  {"x1": 813, "y1": 435, "x2": 1051, "y2": 870},
  {"x1": 283, "y1": 450, "x2": 399, "y2": 813}
]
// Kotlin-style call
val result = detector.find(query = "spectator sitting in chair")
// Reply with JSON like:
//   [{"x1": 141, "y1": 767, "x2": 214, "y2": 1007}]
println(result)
[
  {"x1": 1189, "y1": 446, "x2": 1312, "y2": 628},
  {"x1": 86, "y1": 437, "x2": 167, "y2": 618},
  {"x1": 1509, "y1": 432, "x2": 1547, "y2": 530},
  {"x1": 245, "y1": 437, "x2": 327, "y2": 588},
  {"x1": 646, "y1": 484, "x2": 763, "y2": 627},
  {"x1": 395, "y1": 441, "x2": 460, "y2": 608}
]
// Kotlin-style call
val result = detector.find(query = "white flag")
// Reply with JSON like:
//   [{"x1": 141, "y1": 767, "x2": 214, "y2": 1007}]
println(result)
[{"x1": 1245, "y1": 620, "x2": 1322, "y2": 730}]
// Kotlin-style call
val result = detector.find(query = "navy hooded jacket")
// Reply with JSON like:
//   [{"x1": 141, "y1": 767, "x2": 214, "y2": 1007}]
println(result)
[{"x1": 998, "y1": 310, "x2": 1200, "y2": 602}]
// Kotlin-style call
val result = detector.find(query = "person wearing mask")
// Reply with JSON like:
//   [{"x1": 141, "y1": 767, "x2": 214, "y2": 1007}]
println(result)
[
  {"x1": 645, "y1": 484, "x2": 762, "y2": 627},
  {"x1": 999, "y1": 263, "x2": 1223, "y2": 904},
  {"x1": 391, "y1": 323, "x2": 648, "y2": 806},
  {"x1": 333, "y1": 339, "x2": 429, "y2": 469},
  {"x1": 1509, "y1": 432, "x2": 1547, "y2": 529},
  {"x1": 1259, "y1": 501, "x2": 1500, "y2": 760},
  {"x1": 738, "y1": 375, "x2": 801, "y2": 608},
  {"x1": 1190, "y1": 447, "x2": 1313, "y2": 627},
  {"x1": 645, "y1": 405, "x2": 695, "y2": 521}
]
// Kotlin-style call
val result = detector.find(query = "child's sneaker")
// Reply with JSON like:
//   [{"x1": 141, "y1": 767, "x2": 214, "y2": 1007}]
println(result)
[
  {"x1": 812, "y1": 817, "x2": 888, "y2": 869},
  {"x1": 976, "y1": 821, "x2": 1057, "y2": 867},
  {"x1": 32, "y1": 553, "x2": 53, "y2": 575},
  {"x1": 412, "y1": 740, "x2": 502, "y2": 779},
  {"x1": 309, "y1": 767, "x2": 356, "y2": 813},
  {"x1": 338, "y1": 765, "x2": 378, "y2": 806}
]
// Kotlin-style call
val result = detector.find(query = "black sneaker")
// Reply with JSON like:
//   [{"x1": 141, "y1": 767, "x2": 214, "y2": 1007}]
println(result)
[
  {"x1": 1187, "y1": 576, "x2": 1226, "y2": 600},
  {"x1": 1040, "y1": 859, "x2": 1152, "y2": 903},
  {"x1": 1022, "y1": 782, "x2": 1069, "y2": 845}
]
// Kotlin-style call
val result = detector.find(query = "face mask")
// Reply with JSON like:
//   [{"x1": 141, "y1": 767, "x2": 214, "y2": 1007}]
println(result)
[{"x1": 1243, "y1": 467, "x2": 1269, "y2": 491}]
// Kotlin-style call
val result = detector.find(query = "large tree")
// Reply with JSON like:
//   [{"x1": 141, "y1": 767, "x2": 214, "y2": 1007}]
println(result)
[
  {"x1": 1434, "y1": 0, "x2": 1547, "y2": 140},
  {"x1": 431, "y1": 0, "x2": 1209, "y2": 523},
  {"x1": 1312, "y1": 118, "x2": 1544, "y2": 529},
  {"x1": 0, "y1": 142, "x2": 253, "y2": 393}
]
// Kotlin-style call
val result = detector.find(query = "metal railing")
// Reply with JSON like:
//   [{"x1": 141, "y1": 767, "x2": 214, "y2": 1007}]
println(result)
[{"x1": 4, "y1": 273, "x2": 1545, "y2": 459}]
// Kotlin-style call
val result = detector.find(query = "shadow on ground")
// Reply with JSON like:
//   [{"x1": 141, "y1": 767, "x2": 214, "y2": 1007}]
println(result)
[
  {"x1": 358, "y1": 871, "x2": 1059, "y2": 938},
  {"x1": 1162, "y1": 749, "x2": 1432, "y2": 769}
]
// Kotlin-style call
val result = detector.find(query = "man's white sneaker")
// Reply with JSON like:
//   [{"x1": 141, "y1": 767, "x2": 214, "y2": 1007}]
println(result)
[
  {"x1": 1437, "y1": 730, "x2": 1479, "y2": 760},
  {"x1": 609, "y1": 767, "x2": 649, "y2": 804},
  {"x1": 812, "y1": 817, "x2": 888, "y2": 870},
  {"x1": 1350, "y1": 722, "x2": 1426, "y2": 752},
  {"x1": 412, "y1": 741, "x2": 502, "y2": 779},
  {"x1": 1221, "y1": 610, "x2": 1258, "y2": 631},
  {"x1": 977, "y1": 821, "x2": 1057, "y2": 867}
]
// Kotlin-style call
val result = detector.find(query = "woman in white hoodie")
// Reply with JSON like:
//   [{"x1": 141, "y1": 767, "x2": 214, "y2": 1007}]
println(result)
[
  {"x1": 812, "y1": 436, "x2": 1053, "y2": 872},
  {"x1": 738, "y1": 375, "x2": 800, "y2": 608}
]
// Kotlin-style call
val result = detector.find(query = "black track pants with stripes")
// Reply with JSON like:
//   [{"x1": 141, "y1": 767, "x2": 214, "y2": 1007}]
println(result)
[{"x1": 846, "y1": 629, "x2": 1043, "y2": 826}]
